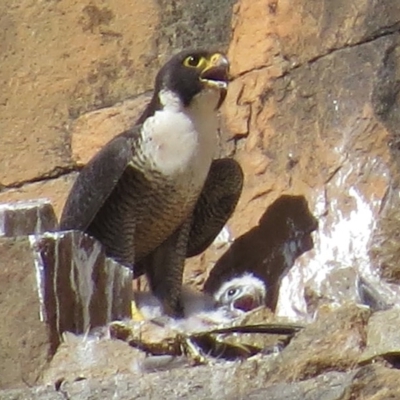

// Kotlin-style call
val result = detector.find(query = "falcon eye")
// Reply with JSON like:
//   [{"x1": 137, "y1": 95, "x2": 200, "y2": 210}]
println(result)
[
  {"x1": 227, "y1": 288, "x2": 237, "y2": 297},
  {"x1": 183, "y1": 55, "x2": 204, "y2": 68}
]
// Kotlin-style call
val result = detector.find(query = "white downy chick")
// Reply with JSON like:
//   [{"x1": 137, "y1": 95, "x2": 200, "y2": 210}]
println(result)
[
  {"x1": 213, "y1": 273, "x2": 267, "y2": 313},
  {"x1": 134, "y1": 273, "x2": 267, "y2": 333}
]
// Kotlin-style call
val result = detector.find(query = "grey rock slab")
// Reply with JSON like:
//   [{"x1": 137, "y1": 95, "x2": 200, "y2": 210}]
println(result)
[
  {"x1": 0, "y1": 199, "x2": 57, "y2": 237},
  {"x1": 31, "y1": 231, "x2": 132, "y2": 339}
]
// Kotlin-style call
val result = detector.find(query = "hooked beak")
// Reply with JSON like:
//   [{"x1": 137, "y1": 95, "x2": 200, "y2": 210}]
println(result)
[{"x1": 200, "y1": 53, "x2": 230, "y2": 109}]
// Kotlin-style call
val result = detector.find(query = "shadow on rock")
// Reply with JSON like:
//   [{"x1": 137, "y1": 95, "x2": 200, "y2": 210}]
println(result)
[{"x1": 204, "y1": 195, "x2": 318, "y2": 311}]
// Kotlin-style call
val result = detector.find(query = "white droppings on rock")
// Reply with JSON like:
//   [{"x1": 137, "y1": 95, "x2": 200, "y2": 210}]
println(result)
[
  {"x1": 29, "y1": 235, "x2": 47, "y2": 322},
  {"x1": 0, "y1": 211, "x2": 5, "y2": 236},
  {"x1": 105, "y1": 261, "x2": 116, "y2": 322},
  {"x1": 71, "y1": 237, "x2": 101, "y2": 331},
  {"x1": 277, "y1": 159, "x2": 393, "y2": 321},
  {"x1": 213, "y1": 225, "x2": 233, "y2": 248}
]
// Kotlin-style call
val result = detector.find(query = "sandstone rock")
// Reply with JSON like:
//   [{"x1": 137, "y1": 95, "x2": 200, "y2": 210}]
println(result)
[
  {"x1": 371, "y1": 202, "x2": 400, "y2": 288},
  {"x1": 229, "y1": 0, "x2": 400, "y2": 77},
  {"x1": 244, "y1": 371, "x2": 354, "y2": 400},
  {"x1": 70, "y1": 93, "x2": 151, "y2": 166},
  {"x1": 360, "y1": 308, "x2": 400, "y2": 363},
  {"x1": 0, "y1": 199, "x2": 57, "y2": 237},
  {"x1": 42, "y1": 332, "x2": 144, "y2": 385},
  {"x1": 0, "y1": 236, "x2": 53, "y2": 389},
  {"x1": 3, "y1": 364, "x2": 400, "y2": 400},
  {"x1": 0, "y1": 174, "x2": 77, "y2": 220},
  {"x1": 156, "y1": 0, "x2": 236, "y2": 56},
  {"x1": 28, "y1": 303, "x2": 370, "y2": 397},
  {"x1": 350, "y1": 364, "x2": 400, "y2": 399},
  {"x1": 40, "y1": 366, "x2": 354, "y2": 400},
  {"x1": 0, "y1": 359, "x2": 288, "y2": 400},
  {"x1": 268, "y1": 304, "x2": 370, "y2": 382},
  {"x1": 1, "y1": 0, "x2": 157, "y2": 187},
  {"x1": 0, "y1": 302, "x2": 399, "y2": 398},
  {"x1": 7, "y1": 362, "x2": 400, "y2": 400},
  {"x1": 218, "y1": 0, "x2": 400, "y2": 320},
  {"x1": 0, "y1": 387, "x2": 65, "y2": 400}
]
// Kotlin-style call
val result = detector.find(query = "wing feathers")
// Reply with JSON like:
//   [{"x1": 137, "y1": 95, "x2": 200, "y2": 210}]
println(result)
[{"x1": 60, "y1": 130, "x2": 138, "y2": 231}]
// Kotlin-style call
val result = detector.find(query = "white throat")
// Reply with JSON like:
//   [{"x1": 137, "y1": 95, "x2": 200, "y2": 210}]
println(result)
[{"x1": 140, "y1": 89, "x2": 220, "y2": 182}]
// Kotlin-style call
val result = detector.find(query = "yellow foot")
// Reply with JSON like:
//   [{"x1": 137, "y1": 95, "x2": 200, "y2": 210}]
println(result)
[
  {"x1": 179, "y1": 334, "x2": 207, "y2": 365},
  {"x1": 131, "y1": 300, "x2": 146, "y2": 321}
]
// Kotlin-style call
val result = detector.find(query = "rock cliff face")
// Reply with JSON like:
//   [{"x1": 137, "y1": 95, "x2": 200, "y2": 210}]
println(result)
[
  {"x1": 3, "y1": 0, "x2": 400, "y2": 398},
  {"x1": 206, "y1": 0, "x2": 400, "y2": 319}
]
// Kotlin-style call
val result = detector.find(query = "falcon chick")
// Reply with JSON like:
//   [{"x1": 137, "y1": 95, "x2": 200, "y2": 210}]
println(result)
[
  {"x1": 135, "y1": 273, "x2": 267, "y2": 331},
  {"x1": 213, "y1": 273, "x2": 267, "y2": 313}
]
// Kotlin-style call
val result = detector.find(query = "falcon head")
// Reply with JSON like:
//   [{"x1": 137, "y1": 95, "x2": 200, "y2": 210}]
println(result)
[
  {"x1": 155, "y1": 49, "x2": 230, "y2": 109},
  {"x1": 213, "y1": 273, "x2": 267, "y2": 313}
]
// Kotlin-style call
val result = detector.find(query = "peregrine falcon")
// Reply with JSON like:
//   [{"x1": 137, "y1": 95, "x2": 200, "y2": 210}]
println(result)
[{"x1": 60, "y1": 49, "x2": 243, "y2": 317}]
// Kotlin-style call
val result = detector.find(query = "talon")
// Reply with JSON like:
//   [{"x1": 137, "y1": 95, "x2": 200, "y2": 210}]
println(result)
[{"x1": 180, "y1": 335, "x2": 207, "y2": 365}]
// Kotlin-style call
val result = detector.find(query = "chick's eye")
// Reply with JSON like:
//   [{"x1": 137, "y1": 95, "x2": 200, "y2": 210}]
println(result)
[
  {"x1": 184, "y1": 55, "x2": 203, "y2": 68},
  {"x1": 227, "y1": 288, "x2": 237, "y2": 297}
]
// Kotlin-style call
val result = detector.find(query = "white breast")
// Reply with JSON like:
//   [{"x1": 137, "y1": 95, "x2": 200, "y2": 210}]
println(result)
[{"x1": 140, "y1": 89, "x2": 220, "y2": 187}]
